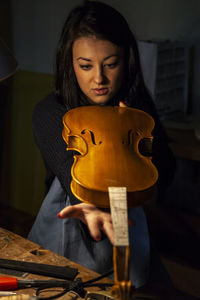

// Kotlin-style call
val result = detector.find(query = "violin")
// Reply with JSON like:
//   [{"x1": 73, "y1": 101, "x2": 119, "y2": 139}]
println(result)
[
  {"x1": 62, "y1": 105, "x2": 158, "y2": 208},
  {"x1": 62, "y1": 105, "x2": 158, "y2": 300}
]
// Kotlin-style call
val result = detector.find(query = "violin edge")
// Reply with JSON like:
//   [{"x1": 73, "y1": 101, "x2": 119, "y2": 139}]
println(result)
[{"x1": 71, "y1": 179, "x2": 157, "y2": 208}]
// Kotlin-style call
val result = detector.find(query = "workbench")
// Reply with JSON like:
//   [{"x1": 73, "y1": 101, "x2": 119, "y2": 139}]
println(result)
[
  {"x1": 1, "y1": 226, "x2": 200, "y2": 299},
  {"x1": 0, "y1": 227, "x2": 112, "y2": 299}
]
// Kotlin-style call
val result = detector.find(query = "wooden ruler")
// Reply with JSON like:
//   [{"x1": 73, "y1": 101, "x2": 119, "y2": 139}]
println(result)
[
  {"x1": 108, "y1": 187, "x2": 129, "y2": 247},
  {"x1": 108, "y1": 187, "x2": 132, "y2": 300}
]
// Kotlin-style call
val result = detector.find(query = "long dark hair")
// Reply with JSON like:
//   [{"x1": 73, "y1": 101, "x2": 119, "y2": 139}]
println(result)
[{"x1": 55, "y1": 1, "x2": 151, "y2": 110}]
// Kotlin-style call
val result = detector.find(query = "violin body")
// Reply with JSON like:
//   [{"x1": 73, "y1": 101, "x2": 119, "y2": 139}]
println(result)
[{"x1": 62, "y1": 106, "x2": 158, "y2": 208}]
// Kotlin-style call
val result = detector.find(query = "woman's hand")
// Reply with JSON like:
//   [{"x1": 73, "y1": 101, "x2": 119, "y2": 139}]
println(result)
[
  {"x1": 58, "y1": 203, "x2": 114, "y2": 244},
  {"x1": 119, "y1": 101, "x2": 128, "y2": 107}
]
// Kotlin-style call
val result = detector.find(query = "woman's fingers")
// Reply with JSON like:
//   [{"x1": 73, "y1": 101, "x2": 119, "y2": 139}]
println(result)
[
  {"x1": 58, "y1": 204, "x2": 83, "y2": 219},
  {"x1": 87, "y1": 217, "x2": 102, "y2": 242},
  {"x1": 57, "y1": 203, "x2": 133, "y2": 245},
  {"x1": 58, "y1": 203, "x2": 96, "y2": 220},
  {"x1": 102, "y1": 220, "x2": 114, "y2": 244},
  {"x1": 119, "y1": 101, "x2": 128, "y2": 107},
  {"x1": 58, "y1": 203, "x2": 114, "y2": 244}
]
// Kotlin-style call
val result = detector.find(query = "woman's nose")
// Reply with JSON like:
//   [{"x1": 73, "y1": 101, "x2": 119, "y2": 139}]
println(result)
[{"x1": 94, "y1": 66, "x2": 106, "y2": 84}]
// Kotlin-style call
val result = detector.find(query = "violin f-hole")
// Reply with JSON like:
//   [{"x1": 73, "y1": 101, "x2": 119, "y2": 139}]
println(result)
[
  {"x1": 81, "y1": 129, "x2": 102, "y2": 145},
  {"x1": 122, "y1": 129, "x2": 136, "y2": 145}
]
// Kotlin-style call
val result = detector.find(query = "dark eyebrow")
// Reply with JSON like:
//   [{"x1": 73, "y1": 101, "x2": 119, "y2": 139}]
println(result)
[
  {"x1": 104, "y1": 54, "x2": 119, "y2": 61},
  {"x1": 76, "y1": 57, "x2": 91, "y2": 62},
  {"x1": 76, "y1": 54, "x2": 119, "y2": 62}
]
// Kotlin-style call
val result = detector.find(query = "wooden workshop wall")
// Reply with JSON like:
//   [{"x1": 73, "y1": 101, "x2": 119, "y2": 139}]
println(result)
[{"x1": 1, "y1": 70, "x2": 53, "y2": 215}]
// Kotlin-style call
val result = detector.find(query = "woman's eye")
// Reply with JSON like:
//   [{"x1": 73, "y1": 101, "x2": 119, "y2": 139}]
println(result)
[
  {"x1": 105, "y1": 62, "x2": 118, "y2": 68},
  {"x1": 79, "y1": 64, "x2": 92, "y2": 70}
]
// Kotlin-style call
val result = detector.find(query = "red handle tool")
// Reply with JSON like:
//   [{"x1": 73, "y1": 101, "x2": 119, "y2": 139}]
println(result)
[
  {"x1": 0, "y1": 277, "x2": 18, "y2": 290},
  {"x1": 0, "y1": 277, "x2": 74, "y2": 291}
]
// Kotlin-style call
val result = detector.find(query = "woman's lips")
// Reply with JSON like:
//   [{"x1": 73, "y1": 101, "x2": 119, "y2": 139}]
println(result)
[{"x1": 93, "y1": 88, "x2": 108, "y2": 95}]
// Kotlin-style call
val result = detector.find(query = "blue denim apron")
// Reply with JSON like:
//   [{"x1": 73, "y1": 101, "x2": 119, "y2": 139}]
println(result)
[{"x1": 28, "y1": 177, "x2": 168, "y2": 288}]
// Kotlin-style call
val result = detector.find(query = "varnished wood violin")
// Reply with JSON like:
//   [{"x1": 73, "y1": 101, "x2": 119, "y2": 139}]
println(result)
[
  {"x1": 62, "y1": 105, "x2": 158, "y2": 208},
  {"x1": 62, "y1": 105, "x2": 158, "y2": 300}
]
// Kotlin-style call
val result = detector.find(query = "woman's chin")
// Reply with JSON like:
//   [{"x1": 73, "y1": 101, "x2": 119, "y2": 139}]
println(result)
[{"x1": 87, "y1": 96, "x2": 111, "y2": 106}]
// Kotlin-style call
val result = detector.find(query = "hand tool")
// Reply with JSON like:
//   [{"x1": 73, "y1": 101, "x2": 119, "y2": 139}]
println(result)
[
  {"x1": 0, "y1": 259, "x2": 78, "y2": 280},
  {"x1": 0, "y1": 277, "x2": 78, "y2": 291},
  {"x1": 0, "y1": 291, "x2": 17, "y2": 296},
  {"x1": 0, "y1": 271, "x2": 113, "y2": 299}
]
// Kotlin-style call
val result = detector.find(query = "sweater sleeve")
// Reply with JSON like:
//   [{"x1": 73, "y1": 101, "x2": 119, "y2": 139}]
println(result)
[
  {"x1": 141, "y1": 100, "x2": 176, "y2": 200},
  {"x1": 32, "y1": 93, "x2": 80, "y2": 204},
  {"x1": 33, "y1": 93, "x2": 175, "y2": 205}
]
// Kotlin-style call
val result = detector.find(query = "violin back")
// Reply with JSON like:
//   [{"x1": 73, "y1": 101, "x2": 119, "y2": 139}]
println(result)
[{"x1": 62, "y1": 106, "x2": 158, "y2": 207}]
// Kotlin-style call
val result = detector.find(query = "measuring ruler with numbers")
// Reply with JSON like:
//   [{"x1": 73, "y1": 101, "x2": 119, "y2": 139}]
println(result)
[{"x1": 108, "y1": 187, "x2": 132, "y2": 300}]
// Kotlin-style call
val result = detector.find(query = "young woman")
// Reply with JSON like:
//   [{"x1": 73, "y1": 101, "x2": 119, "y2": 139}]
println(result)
[{"x1": 28, "y1": 1, "x2": 175, "y2": 288}]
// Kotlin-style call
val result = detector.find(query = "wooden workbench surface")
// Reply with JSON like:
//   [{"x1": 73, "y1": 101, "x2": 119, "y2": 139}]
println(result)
[
  {"x1": 1, "y1": 227, "x2": 200, "y2": 300},
  {"x1": 0, "y1": 227, "x2": 112, "y2": 299}
]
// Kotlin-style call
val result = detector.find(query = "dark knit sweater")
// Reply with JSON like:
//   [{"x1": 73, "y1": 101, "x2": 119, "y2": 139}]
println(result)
[{"x1": 32, "y1": 92, "x2": 176, "y2": 204}]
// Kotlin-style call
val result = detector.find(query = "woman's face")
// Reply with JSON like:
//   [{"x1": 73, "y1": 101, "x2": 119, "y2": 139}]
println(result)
[{"x1": 72, "y1": 36, "x2": 124, "y2": 105}]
